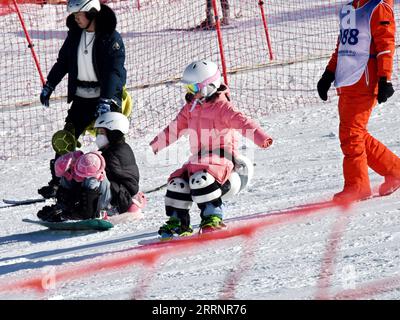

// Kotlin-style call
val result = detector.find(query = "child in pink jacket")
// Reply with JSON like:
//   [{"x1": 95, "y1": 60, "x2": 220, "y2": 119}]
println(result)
[{"x1": 150, "y1": 60, "x2": 273, "y2": 238}]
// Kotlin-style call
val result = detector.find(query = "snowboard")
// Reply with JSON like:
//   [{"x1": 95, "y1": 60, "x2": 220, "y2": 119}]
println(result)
[
  {"x1": 138, "y1": 224, "x2": 228, "y2": 246},
  {"x1": 22, "y1": 218, "x2": 113, "y2": 231},
  {"x1": 138, "y1": 233, "x2": 199, "y2": 247}
]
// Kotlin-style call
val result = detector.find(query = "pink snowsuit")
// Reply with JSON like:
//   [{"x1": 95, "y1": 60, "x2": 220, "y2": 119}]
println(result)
[{"x1": 150, "y1": 87, "x2": 273, "y2": 184}]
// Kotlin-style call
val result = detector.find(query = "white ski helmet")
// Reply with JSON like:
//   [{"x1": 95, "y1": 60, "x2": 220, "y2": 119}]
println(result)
[
  {"x1": 67, "y1": 0, "x2": 101, "y2": 13},
  {"x1": 94, "y1": 112, "x2": 130, "y2": 134},
  {"x1": 182, "y1": 60, "x2": 222, "y2": 97}
]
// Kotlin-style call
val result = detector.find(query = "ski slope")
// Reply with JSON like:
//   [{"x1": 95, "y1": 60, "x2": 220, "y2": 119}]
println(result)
[{"x1": 1, "y1": 95, "x2": 400, "y2": 300}]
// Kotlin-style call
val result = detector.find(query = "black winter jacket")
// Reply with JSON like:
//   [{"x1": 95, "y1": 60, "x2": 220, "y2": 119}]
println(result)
[
  {"x1": 100, "y1": 140, "x2": 139, "y2": 213},
  {"x1": 46, "y1": 4, "x2": 126, "y2": 104}
]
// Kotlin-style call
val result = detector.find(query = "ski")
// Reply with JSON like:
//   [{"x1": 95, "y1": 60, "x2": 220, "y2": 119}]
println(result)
[
  {"x1": 3, "y1": 198, "x2": 46, "y2": 205},
  {"x1": 2, "y1": 198, "x2": 46, "y2": 207}
]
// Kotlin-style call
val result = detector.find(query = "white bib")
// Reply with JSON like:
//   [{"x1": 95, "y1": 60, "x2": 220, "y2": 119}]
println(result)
[{"x1": 334, "y1": 0, "x2": 382, "y2": 88}]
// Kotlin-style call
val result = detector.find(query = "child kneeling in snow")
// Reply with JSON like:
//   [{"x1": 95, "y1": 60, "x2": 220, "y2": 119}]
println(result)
[
  {"x1": 149, "y1": 60, "x2": 273, "y2": 238},
  {"x1": 37, "y1": 112, "x2": 145, "y2": 222}
]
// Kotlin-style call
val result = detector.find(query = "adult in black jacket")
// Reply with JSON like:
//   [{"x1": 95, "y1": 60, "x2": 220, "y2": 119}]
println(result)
[{"x1": 38, "y1": 0, "x2": 127, "y2": 199}]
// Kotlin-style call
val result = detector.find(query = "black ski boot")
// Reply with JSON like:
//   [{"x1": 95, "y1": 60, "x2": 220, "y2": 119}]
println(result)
[
  {"x1": 75, "y1": 187, "x2": 101, "y2": 220},
  {"x1": 37, "y1": 185, "x2": 81, "y2": 222},
  {"x1": 55, "y1": 185, "x2": 81, "y2": 219},
  {"x1": 37, "y1": 204, "x2": 64, "y2": 222},
  {"x1": 38, "y1": 159, "x2": 60, "y2": 199}
]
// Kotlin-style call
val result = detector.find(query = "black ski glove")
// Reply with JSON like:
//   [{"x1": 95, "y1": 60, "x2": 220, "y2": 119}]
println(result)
[
  {"x1": 40, "y1": 82, "x2": 54, "y2": 107},
  {"x1": 377, "y1": 77, "x2": 394, "y2": 104},
  {"x1": 317, "y1": 70, "x2": 335, "y2": 101},
  {"x1": 95, "y1": 98, "x2": 112, "y2": 118}
]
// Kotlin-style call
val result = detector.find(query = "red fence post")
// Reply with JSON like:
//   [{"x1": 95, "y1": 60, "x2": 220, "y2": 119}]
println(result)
[
  {"x1": 258, "y1": 0, "x2": 274, "y2": 61},
  {"x1": 12, "y1": 0, "x2": 46, "y2": 86},
  {"x1": 211, "y1": 0, "x2": 229, "y2": 85}
]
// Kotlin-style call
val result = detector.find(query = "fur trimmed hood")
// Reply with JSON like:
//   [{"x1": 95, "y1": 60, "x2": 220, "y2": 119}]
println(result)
[{"x1": 66, "y1": 4, "x2": 117, "y2": 35}]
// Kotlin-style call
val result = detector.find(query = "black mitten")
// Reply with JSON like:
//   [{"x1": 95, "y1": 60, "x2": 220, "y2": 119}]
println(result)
[
  {"x1": 377, "y1": 77, "x2": 394, "y2": 104},
  {"x1": 317, "y1": 70, "x2": 335, "y2": 101}
]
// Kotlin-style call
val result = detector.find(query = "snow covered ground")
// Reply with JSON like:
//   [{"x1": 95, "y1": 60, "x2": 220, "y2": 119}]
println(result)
[
  {"x1": 1, "y1": 94, "x2": 400, "y2": 300},
  {"x1": 1, "y1": 0, "x2": 400, "y2": 301}
]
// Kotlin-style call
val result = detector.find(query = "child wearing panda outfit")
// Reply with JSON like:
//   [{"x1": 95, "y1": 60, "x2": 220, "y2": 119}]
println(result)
[{"x1": 150, "y1": 60, "x2": 273, "y2": 237}]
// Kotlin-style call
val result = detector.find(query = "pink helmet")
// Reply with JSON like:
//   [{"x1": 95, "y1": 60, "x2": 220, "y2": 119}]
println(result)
[
  {"x1": 73, "y1": 151, "x2": 106, "y2": 182},
  {"x1": 54, "y1": 151, "x2": 84, "y2": 181}
]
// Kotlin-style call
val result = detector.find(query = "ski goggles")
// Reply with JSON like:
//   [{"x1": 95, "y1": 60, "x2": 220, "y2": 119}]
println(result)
[
  {"x1": 183, "y1": 70, "x2": 221, "y2": 95},
  {"x1": 184, "y1": 83, "x2": 200, "y2": 94}
]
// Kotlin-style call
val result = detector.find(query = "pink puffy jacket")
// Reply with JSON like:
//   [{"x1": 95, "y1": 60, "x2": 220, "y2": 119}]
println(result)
[{"x1": 150, "y1": 87, "x2": 273, "y2": 184}]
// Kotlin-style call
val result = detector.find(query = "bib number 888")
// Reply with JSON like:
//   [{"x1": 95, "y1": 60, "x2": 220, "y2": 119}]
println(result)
[{"x1": 340, "y1": 29, "x2": 359, "y2": 45}]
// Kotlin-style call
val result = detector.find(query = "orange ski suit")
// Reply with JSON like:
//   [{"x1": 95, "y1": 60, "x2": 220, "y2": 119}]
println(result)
[{"x1": 326, "y1": 0, "x2": 400, "y2": 196}]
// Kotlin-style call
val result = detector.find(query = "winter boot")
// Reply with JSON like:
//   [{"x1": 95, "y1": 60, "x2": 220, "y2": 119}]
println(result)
[
  {"x1": 38, "y1": 159, "x2": 60, "y2": 199},
  {"x1": 158, "y1": 216, "x2": 181, "y2": 239},
  {"x1": 332, "y1": 186, "x2": 372, "y2": 204},
  {"x1": 175, "y1": 210, "x2": 194, "y2": 237},
  {"x1": 127, "y1": 191, "x2": 147, "y2": 219},
  {"x1": 71, "y1": 187, "x2": 101, "y2": 220},
  {"x1": 200, "y1": 215, "x2": 226, "y2": 233},
  {"x1": 198, "y1": 200, "x2": 226, "y2": 232},
  {"x1": 38, "y1": 180, "x2": 59, "y2": 199},
  {"x1": 158, "y1": 211, "x2": 193, "y2": 239},
  {"x1": 194, "y1": 18, "x2": 215, "y2": 30},
  {"x1": 178, "y1": 226, "x2": 194, "y2": 237},
  {"x1": 221, "y1": 16, "x2": 230, "y2": 26},
  {"x1": 221, "y1": 4, "x2": 230, "y2": 25},
  {"x1": 37, "y1": 204, "x2": 65, "y2": 222},
  {"x1": 379, "y1": 176, "x2": 400, "y2": 196},
  {"x1": 55, "y1": 185, "x2": 81, "y2": 217},
  {"x1": 194, "y1": 2, "x2": 215, "y2": 30}
]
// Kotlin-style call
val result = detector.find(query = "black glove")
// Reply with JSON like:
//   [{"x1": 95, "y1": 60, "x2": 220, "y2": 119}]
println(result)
[
  {"x1": 95, "y1": 98, "x2": 111, "y2": 118},
  {"x1": 377, "y1": 77, "x2": 394, "y2": 104},
  {"x1": 40, "y1": 82, "x2": 54, "y2": 107},
  {"x1": 317, "y1": 70, "x2": 335, "y2": 101}
]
